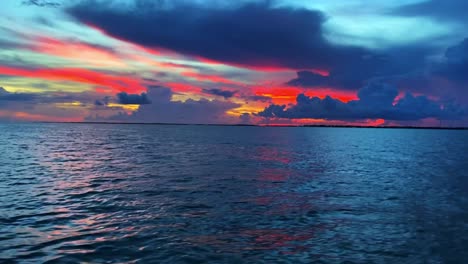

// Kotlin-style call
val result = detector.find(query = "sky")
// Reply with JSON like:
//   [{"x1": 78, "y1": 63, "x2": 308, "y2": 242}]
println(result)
[{"x1": 0, "y1": 0, "x2": 467, "y2": 126}]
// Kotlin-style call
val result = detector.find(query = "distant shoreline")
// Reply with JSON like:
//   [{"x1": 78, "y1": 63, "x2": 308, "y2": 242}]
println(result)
[{"x1": 8, "y1": 121, "x2": 465, "y2": 130}]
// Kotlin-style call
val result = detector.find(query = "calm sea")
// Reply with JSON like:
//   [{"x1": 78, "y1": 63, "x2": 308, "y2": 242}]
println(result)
[{"x1": 0, "y1": 123, "x2": 467, "y2": 263}]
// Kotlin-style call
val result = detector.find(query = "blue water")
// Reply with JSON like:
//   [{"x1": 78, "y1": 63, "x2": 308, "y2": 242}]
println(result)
[{"x1": 0, "y1": 123, "x2": 467, "y2": 263}]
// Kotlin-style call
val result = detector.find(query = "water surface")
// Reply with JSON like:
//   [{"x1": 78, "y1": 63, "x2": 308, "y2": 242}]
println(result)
[{"x1": 1, "y1": 123, "x2": 467, "y2": 263}]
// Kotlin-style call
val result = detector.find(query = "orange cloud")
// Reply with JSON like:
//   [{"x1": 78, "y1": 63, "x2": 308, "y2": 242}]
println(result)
[
  {"x1": 0, "y1": 66, "x2": 146, "y2": 93},
  {"x1": 165, "y1": 82, "x2": 203, "y2": 94},
  {"x1": 254, "y1": 86, "x2": 302, "y2": 105},
  {"x1": 31, "y1": 36, "x2": 126, "y2": 67},
  {"x1": 303, "y1": 89, "x2": 357, "y2": 103},
  {"x1": 254, "y1": 85, "x2": 358, "y2": 105}
]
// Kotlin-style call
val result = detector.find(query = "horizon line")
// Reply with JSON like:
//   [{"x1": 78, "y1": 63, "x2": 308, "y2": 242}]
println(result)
[{"x1": 2, "y1": 121, "x2": 467, "y2": 130}]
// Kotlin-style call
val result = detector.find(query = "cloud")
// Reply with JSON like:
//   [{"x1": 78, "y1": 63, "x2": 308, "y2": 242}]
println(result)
[
  {"x1": 0, "y1": 87, "x2": 37, "y2": 102},
  {"x1": 239, "y1": 113, "x2": 251, "y2": 124},
  {"x1": 94, "y1": 96, "x2": 111, "y2": 106},
  {"x1": 117, "y1": 92, "x2": 151, "y2": 104},
  {"x1": 287, "y1": 71, "x2": 329, "y2": 87},
  {"x1": 436, "y1": 38, "x2": 468, "y2": 83},
  {"x1": 68, "y1": 1, "x2": 371, "y2": 71},
  {"x1": 286, "y1": 43, "x2": 437, "y2": 90},
  {"x1": 0, "y1": 87, "x2": 111, "y2": 107},
  {"x1": 243, "y1": 95, "x2": 272, "y2": 103},
  {"x1": 28, "y1": 36, "x2": 124, "y2": 67},
  {"x1": 392, "y1": 0, "x2": 468, "y2": 22},
  {"x1": 357, "y1": 82, "x2": 398, "y2": 107},
  {"x1": 0, "y1": 40, "x2": 30, "y2": 51},
  {"x1": 22, "y1": 0, "x2": 60, "y2": 7},
  {"x1": 446, "y1": 38, "x2": 468, "y2": 63},
  {"x1": 0, "y1": 65, "x2": 146, "y2": 93},
  {"x1": 378, "y1": 37, "x2": 468, "y2": 104},
  {"x1": 0, "y1": 88, "x2": 112, "y2": 122},
  {"x1": 95, "y1": 86, "x2": 240, "y2": 124},
  {"x1": 258, "y1": 82, "x2": 465, "y2": 121},
  {"x1": 67, "y1": 0, "x2": 439, "y2": 92},
  {"x1": 286, "y1": 69, "x2": 372, "y2": 91},
  {"x1": 94, "y1": 100, "x2": 105, "y2": 106},
  {"x1": 203, "y1": 88, "x2": 236, "y2": 99}
]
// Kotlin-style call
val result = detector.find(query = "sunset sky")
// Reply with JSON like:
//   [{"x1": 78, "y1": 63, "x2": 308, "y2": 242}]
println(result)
[{"x1": 1, "y1": 0, "x2": 467, "y2": 126}]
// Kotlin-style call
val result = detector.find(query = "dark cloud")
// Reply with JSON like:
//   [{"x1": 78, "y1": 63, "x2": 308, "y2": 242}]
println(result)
[
  {"x1": 445, "y1": 38, "x2": 468, "y2": 63},
  {"x1": 436, "y1": 38, "x2": 468, "y2": 83},
  {"x1": 357, "y1": 82, "x2": 398, "y2": 107},
  {"x1": 0, "y1": 88, "x2": 111, "y2": 122},
  {"x1": 243, "y1": 95, "x2": 272, "y2": 103},
  {"x1": 287, "y1": 44, "x2": 436, "y2": 90},
  {"x1": 377, "y1": 38, "x2": 468, "y2": 104},
  {"x1": 117, "y1": 92, "x2": 151, "y2": 105},
  {"x1": 287, "y1": 71, "x2": 329, "y2": 87},
  {"x1": 203, "y1": 88, "x2": 236, "y2": 99},
  {"x1": 22, "y1": 0, "x2": 60, "y2": 7},
  {"x1": 68, "y1": 1, "x2": 371, "y2": 71},
  {"x1": 258, "y1": 82, "x2": 465, "y2": 121},
  {"x1": 67, "y1": 0, "x2": 446, "y2": 93},
  {"x1": 0, "y1": 88, "x2": 110, "y2": 108},
  {"x1": 0, "y1": 40, "x2": 30, "y2": 50},
  {"x1": 286, "y1": 68, "x2": 387, "y2": 91},
  {"x1": 392, "y1": 0, "x2": 468, "y2": 22},
  {"x1": 94, "y1": 96, "x2": 111, "y2": 107},
  {"x1": 0, "y1": 87, "x2": 37, "y2": 102},
  {"x1": 239, "y1": 113, "x2": 251, "y2": 124},
  {"x1": 95, "y1": 86, "x2": 240, "y2": 124}
]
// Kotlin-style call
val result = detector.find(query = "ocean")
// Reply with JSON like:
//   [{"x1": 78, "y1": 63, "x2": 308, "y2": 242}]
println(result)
[{"x1": 1, "y1": 123, "x2": 467, "y2": 263}]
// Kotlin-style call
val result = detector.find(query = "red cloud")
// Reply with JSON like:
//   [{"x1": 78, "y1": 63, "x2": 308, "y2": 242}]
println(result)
[
  {"x1": 30, "y1": 36, "x2": 126, "y2": 67},
  {"x1": 29, "y1": 35, "x2": 200, "y2": 72},
  {"x1": 165, "y1": 82, "x2": 204, "y2": 94},
  {"x1": 0, "y1": 66, "x2": 146, "y2": 93},
  {"x1": 254, "y1": 85, "x2": 358, "y2": 105}
]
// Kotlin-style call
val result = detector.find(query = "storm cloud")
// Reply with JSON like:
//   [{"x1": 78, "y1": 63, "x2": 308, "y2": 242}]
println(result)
[
  {"x1": 100, "y1": 86, "x2": 240, "y2": 124},
  {"x1": 68, "y1": 1, "x2": 371, "y2": 71},
  {"x1": 436, "y1": 38, "x2": 468, "y2": 83},
  {"x1": 203, "y1": 88, "x2": 237, "y2": 99},
  {"x1": 286, "y1": 44, "x2": 437, "y2": 90},
  {"x1": 258, "y1": 82, "x2": 465, "y2": 121},
  {"x1": 117, "y1": 92, "x2": 151, "y2": 105},
  {"x1": 0, "y1": 87, "x2": 37, "y2": 102}
]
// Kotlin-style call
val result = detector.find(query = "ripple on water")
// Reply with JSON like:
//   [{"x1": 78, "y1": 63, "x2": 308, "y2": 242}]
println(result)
[{"x1": 0, "y1": 124, "x2": 467, "y2": 263}]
